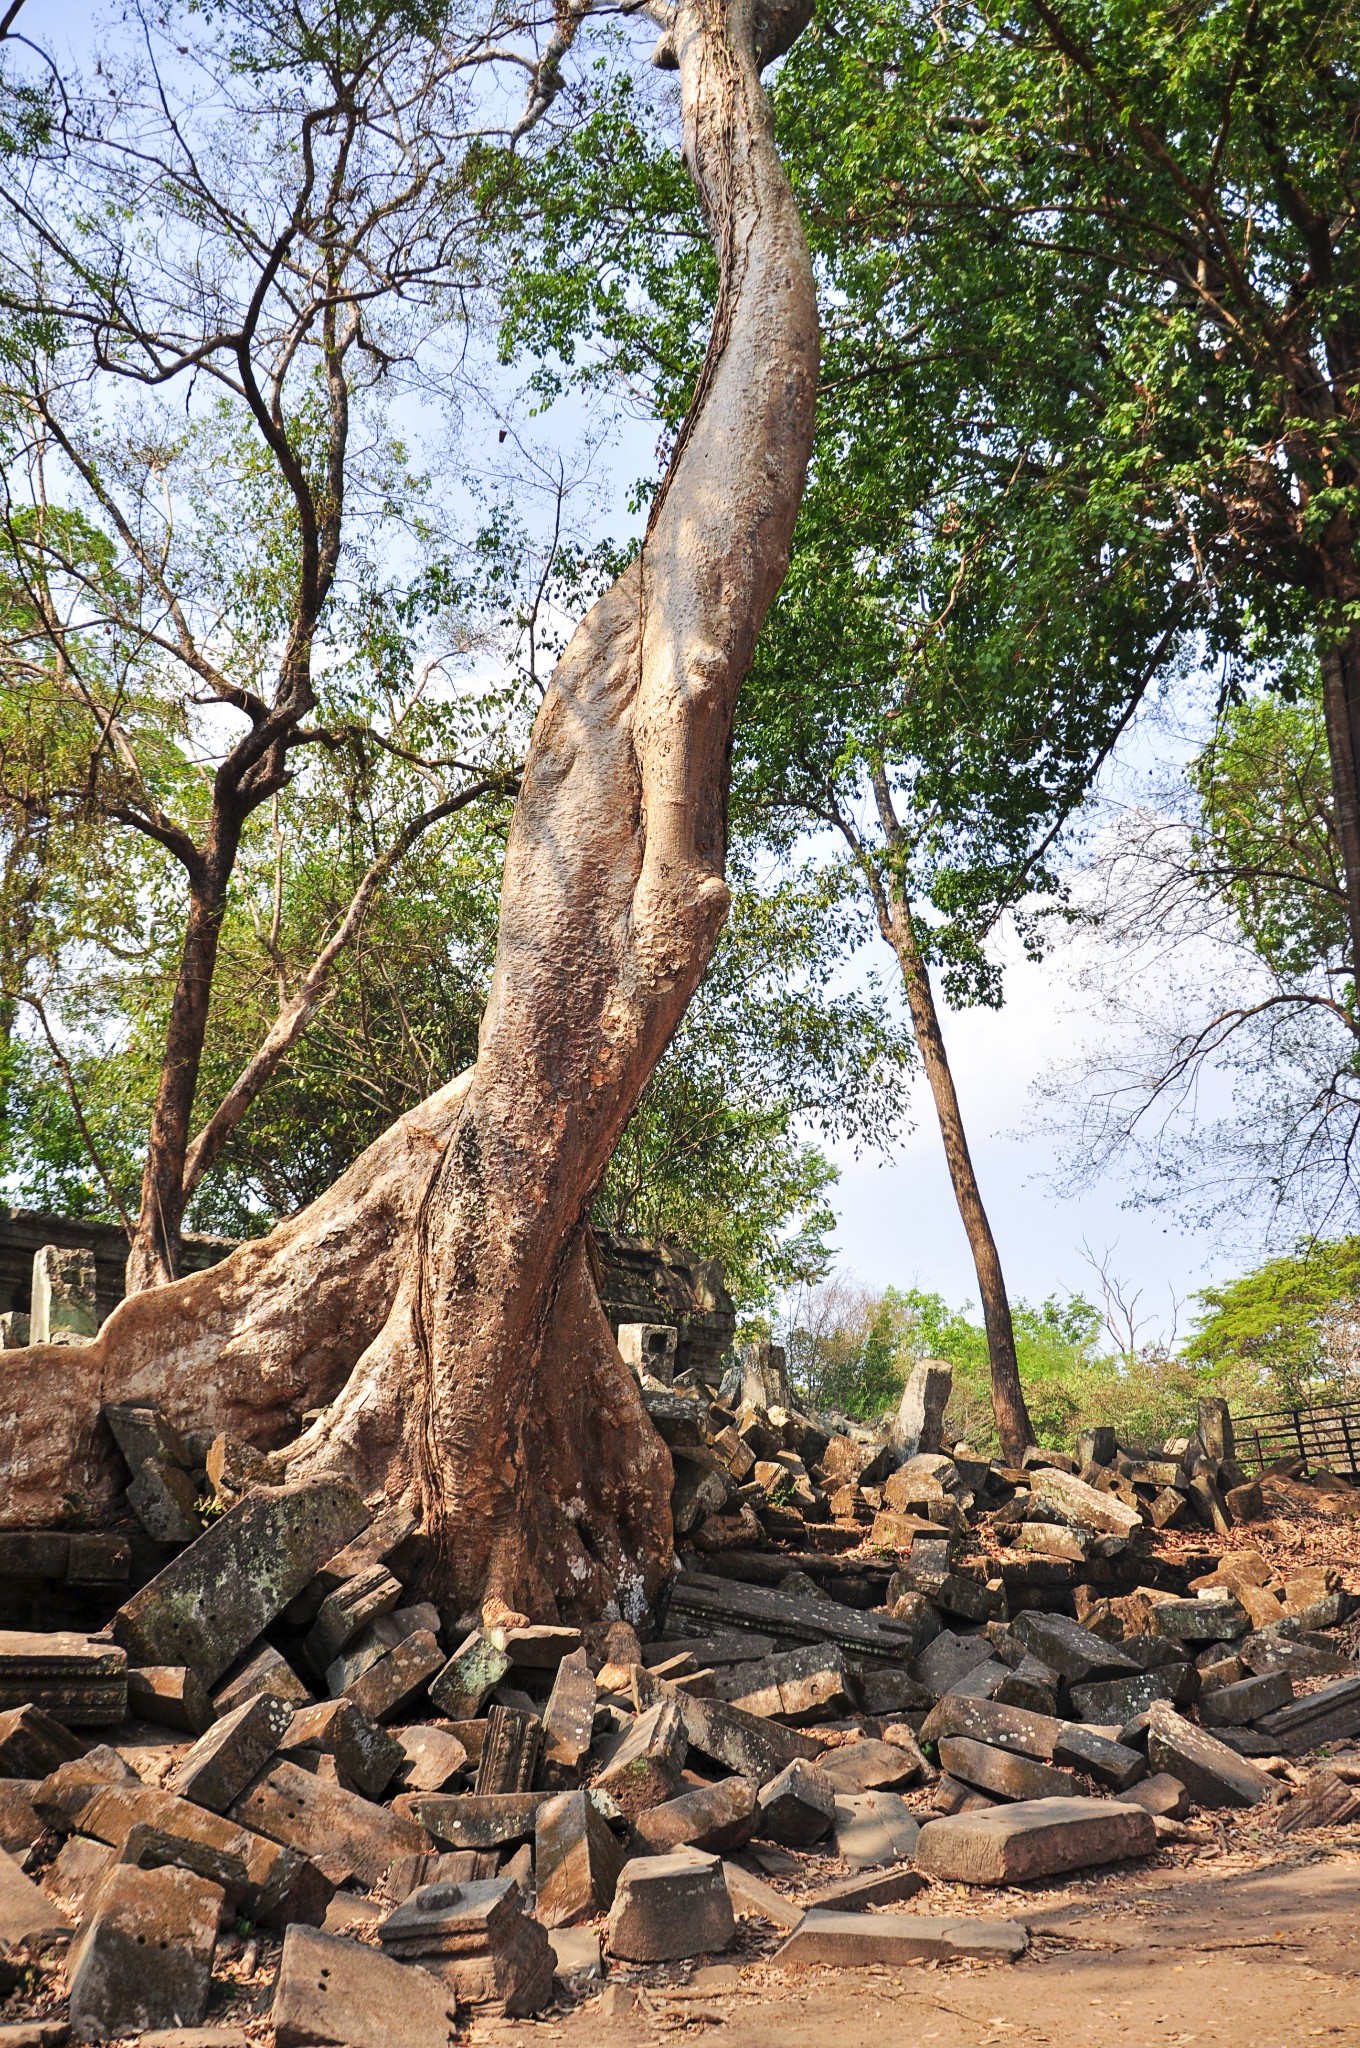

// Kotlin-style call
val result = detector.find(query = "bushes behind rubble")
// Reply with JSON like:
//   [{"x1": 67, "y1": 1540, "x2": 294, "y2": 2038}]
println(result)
[{"x1": 785, "y1": 1281, "x2": 1267, "y2": 1456}]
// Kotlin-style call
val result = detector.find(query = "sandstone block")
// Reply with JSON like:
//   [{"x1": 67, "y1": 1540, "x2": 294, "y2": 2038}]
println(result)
[
  {"x1": 66, "y1": 1864, "x2": 220, "y2": 2041},
  {"x1": 594, "y1": 1698, "x2": 688, "y2": 1818},
  {"x1": 113, "y1": 1483, "x2": 369, "y2": 1684},
  {"x1": 937, "y1": 1737, "x2": 1077, "y2": 1803},
  {"x1": 284, "y1": 1698, "x2": 406, "y2": 1799},
  {"x1": 540, "y1": 1648, "x2": 595, "y2": 1783},
  {"x1": 755, "y1": 1758, "x2": 836, "y2": 1846},
  {"x1": 344, "y1": 1628, "x2": 443, "y2": 1723},
  {"x1": 272, "y1": 1924, "x2": 459, "y2": 2048},
  {"x1": 919, "y1": 1695, "x2": 1063, "y2": 1758},
  {"x1": 606, "y1": 1850, "x2": 735, "y2": 1961},
  {"x1": 720, "y1": 1859, "x2": 802, "y2": 1928},
  {"x1": 914, "y1": 1795, "x2": 1156, "y2": 1884},
  {"x1": 807, "y1": 1865, "x2": 925, "y2": 1911},
  {"x1": 832, "y1": 1791, "x2": 920, "y2": 1869},
  {"x1": 378, "y1": 1875, "x2": 554, "y2": 2017},
  {"x1": 428, "y1": 1631, "x2": 510, "y2": 1721},
  {"x1": 1116, "y1": 1771, "x2": 1189, "y2": 1819},
  {"x1": 0, "y1": 1846, "x2": 70, "y2": 1946},
  {"x1": 229, "y1": 1759, "x2": 429, "y2": 1889},
  {"x1": 1030, "y1": 1468, "x2": 1143, "y2": 1538},
  {"x1": 212, "y1": 1643, "x2": 310, "y2": 1716},
  {"x1": 127, "y1": 1667, "x2": 215, "y2": 1736},
  {"x1": 1011, "y1": 1611, "x2": 1140, "y2": 1683},
  {"x1": 818, "y1": 1739, "x2": 921, "y2": 1795},
  {"x1": 303, "y1": 1565, "x2": 403, "y2": 1674},
  {"x1": 535, "y1": 1790, "x2": 627, "y2": 1928},
  {"x1": 1144, "y1": 1702, "x2": 1275, "y2": 1807},
  {"x1": 1051, "y1": 1726, "x2": 1147, "y2": 1792},
  {"x1": 774, "y1": 1909, "x2": 1028, "y2": 1967},
  {"x1": 889, "y1": 1361, "x2": 952, "y2": 1459},
  {"x1": 633, "y1": 1775, "x2": 757, "y2": 1854},
  {"x1": 1198, "y1": 1669, "x2": 1294, "y2": 1728},
  {"x1": 168, "y1": 1691, "x2": 293, "y2": 1812},
  {"x1": 392, "y1": 1724, "x2": 468, "y2": 1795}
]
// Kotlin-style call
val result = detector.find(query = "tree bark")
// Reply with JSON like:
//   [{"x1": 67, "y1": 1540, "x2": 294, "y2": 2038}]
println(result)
[
  {"x1": 882, "y1": 896, "x2": 1034, "y2": 1463},
  {"x1": 862, "y1": 768, "x2": 1035, "y2": 1464},
  {"x1": 1318, "y1": 622, "x2": 1360, "y2": 994},
  {"x1": 0, "y1": 0, "x2": 819, "y2": 1627},
  {"x1": 126, "y1": 854, "x2": 236, "y2": 1294}
]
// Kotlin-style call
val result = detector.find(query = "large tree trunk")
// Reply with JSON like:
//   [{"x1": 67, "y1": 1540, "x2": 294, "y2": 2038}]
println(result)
[{"x1": 0, "y1": 0, "x2": 819, "y2": 1627}]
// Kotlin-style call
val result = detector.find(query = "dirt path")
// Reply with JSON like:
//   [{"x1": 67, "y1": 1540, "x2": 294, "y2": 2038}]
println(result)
[{"x1": 479, "y1": 1847, "x2": 1360, "y2": 2048}]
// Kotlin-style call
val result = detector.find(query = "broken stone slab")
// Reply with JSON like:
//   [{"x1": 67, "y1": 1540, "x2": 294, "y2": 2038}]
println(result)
[
  {"x1": 272, "y1": 1924, "x2": 460, "y2": 2048},
  {"x1": 392, "y1": 1725, "x2": 467, "y2": 1796},
  {"x1": 857, "y1": 1667, "x2": 936, "y2": 1717},
  {"x1": 632, "y1": 1775, "x2": 757, "y2": 1855},
  {"x1": 1011, "y1": 1612, "x2": 1141, "y2": 1684},
  {"x1": 0, "y1": 1781, "x2": 40, "y2": 1855},
  {"x1": 44, "y1": 1833, "x2": 115, "y2": 1912},
  {"x1": 1051, "y1": 1725, "x2": 1147, "y2": 1792},
  {"x1": 113, "y1": 1482, "x2": 369, "y2": 1685},
  {"x1": 0, "y1": 1846, "x2": 71, "y2": 1946},
  {"x1": 755, "y1": 1758, "x2": 836, "y2": 1846},
  {"x1": 910, "y1": 1628, "x2": 994, "y2": 1697},
  {"x1": 720, "y1": 1858, "x2": 801, "y2": 1928},
  {"x1": 594, "y1": 1698, "x2": 688, "y2": 1818},
  {"x1": 398, "y1": 1792, "x2": 551, "y2": 1851},
  {"x1": 774, "y1": 1909, "x2": 1028, "y2": 1967},
  {"x1": 474, "y1": 1705, "x2": 542, "y2": 1796},
  {"x1": 344, "y1": 1628, "x2": 444, "y2": 1724},
  {"x1": 303, "y1": 1564, "x2": 403, "y2": 1675},
  {"x1": 1144, "y1": 1702, "x2": 1276, "y2": 1807},
  {"x1": 606, "y1": 1849, "x2": 736, "y2": 1961},
  {"x1": 1152, "y1": 1597, "x2": 1250, "y2": 1642},
  {"x1": 832, "y1": 1792, "x2": 920, "y2": 1870},
  {"x1": 1030, "y1": 1468, "x2": 1143, "y2": 1538},
  {"x1": 1255, "y1": 1673, "x2": 1360, "y2": 1752},
  {"x1": 0, "y1": 1634, "x2": 127, "y2": 1727},
  {"x1": 167, "y1": 1691, "x2": 293, "y2": 1812},
  {"x1": 740, "y1": 1340, "x2": 791, "y2": 1413},
  {"x1": 378, "y1": 1875, "x2": 555, "y2": 2017},
  {"x1": 711, "y1": 1641, "x2": 857, "y2": 1725},
  {"x1": 428, "y1": 1630, "x2": 511, "y2": 1721},
  {"x1": 34, "y1": 1747, "x2": 138, "y2": 1833},
  {"x1": 937, "y1": 1737, "x2": 1078, "y2": 1803},
  {"x1": 117, "y1": 1820, "x2": 248, "y2": 1909},
  {"x1": 71, "y1": 1783, "x2": 316, "y2": 1923},
  {"x1": 230, "y1": 1759, "x2": 430, "y2": 1888},
  {"x1": 806, "y1": 1865, "x2": 926, "y2": 1911},
  {"x1": 1275, "y1": 1766, "x2": 1360, "y2": 1835},
  {"x1": 888, "y1": 1360, "x2": 952, "y2": 1460},
  {"x1": 1116, "y1": 1772, "x2": 1189, "y2": 1819},
  {"x1": 539, "y1": 1648, "x2": 595, "y2": 1785},
  {"x1": 66, "y1": 1864, "x2": 220, "y2": 2042},
  {"x1": 212, "y1": 1643, "x2": 311, "y2": 1716},
  {"x1": 1069, "y1": 1667, "x2": 1196, "y2": 1724},
  {"x1": 283, "y1": 1698, "x2": 406, "y2": 1800},
  {"x1": 916, "y1": 1795, "x2": 1157, "y2": 1884},
  {"x1": 127, "y1": 1667, "x2": 215, "y2": 1736},
  {"x1": 667, "y1": 1571, "x2": 922, "y2": 1663},
  {"x1": 288, "y1": 1503, "x2": 419, "y2": 1624},
  {"x1": 665, "y1": 1688, "x2": 823, "y2": 1787},
  {"x1": 817, "y1": 1739, "x2": 921, "y2": 1795},
  {"x1": 127, "y1": 1461, "x2": 204, "y2": 1545},
  {"x1": 31, "y1": 1246, "x2": 96, "y2": 1345},
  {"x1": 0, "y1": 1704, "x2": 87, "y2": 1779},
  {"x1": 535, "y1": 1790, "x2": 627, "y2": 1928},
  {"x1": 1198, "y1": 1669, "x2": 1294, "y2": 1729},
  {"x1": 919, "y1": 1695, "x2": 1064, "y2": 1759}
]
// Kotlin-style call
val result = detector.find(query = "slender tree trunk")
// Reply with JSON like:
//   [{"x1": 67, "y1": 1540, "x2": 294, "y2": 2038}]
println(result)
[
  {"x1": 881, "y1": 896, "x2": 1035, "y2": 1463},
  {"x1": 1318, "y1": 622, "x2": 1360, "y2": 992},
  {"x1": 127, "y1": 853, "x2": 235, "y2": 1293},
  {"x1": 862, "y1": 766, "x2": 1034, "y2": 1463},
  {"x1": 0, "y1": 0, "x2": 820, "y2": 1627}
]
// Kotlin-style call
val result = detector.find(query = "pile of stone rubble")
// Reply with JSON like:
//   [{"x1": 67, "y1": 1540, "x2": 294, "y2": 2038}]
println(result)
[{"x1": 0, "y1": 1343, "x2": 1357, "y2": 2043}]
